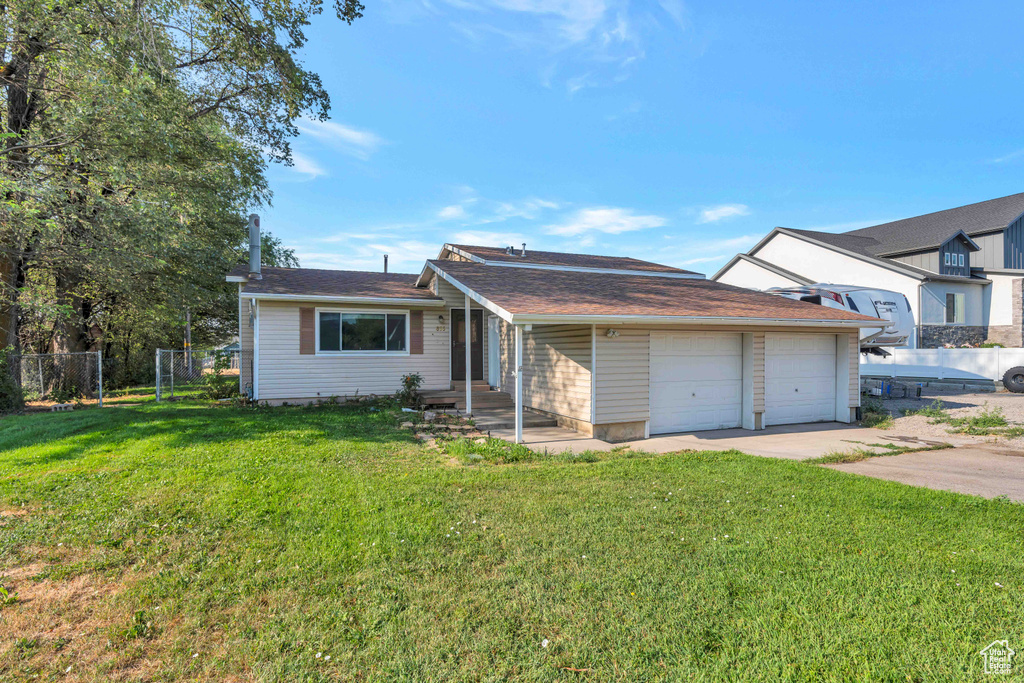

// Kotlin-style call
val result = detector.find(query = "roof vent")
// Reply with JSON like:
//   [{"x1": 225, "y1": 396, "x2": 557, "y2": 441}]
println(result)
[
  {"x1": 506, "y1": 245, "x2": 513, "y2": 255},
  {"x1": 521, "y1": 242, "x2": 527, "y2": 256}
]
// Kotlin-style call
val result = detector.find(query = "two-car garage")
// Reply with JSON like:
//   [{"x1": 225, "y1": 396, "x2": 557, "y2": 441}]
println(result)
[{"x1": 649, "y1": 330, "x2": 841, "y2": 435}]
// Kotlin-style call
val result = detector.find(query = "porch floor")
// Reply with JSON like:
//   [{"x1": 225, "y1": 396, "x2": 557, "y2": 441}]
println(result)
[{"x1": 470, "y1": 408, "x2": 558, "y2": 432}]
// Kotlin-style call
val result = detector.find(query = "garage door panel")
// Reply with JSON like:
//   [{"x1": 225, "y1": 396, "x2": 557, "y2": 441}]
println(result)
[
  {"x1": 765, "y1": 333, "x2": 836, "y2": 427},
  {"x1": 650, "y1": 332, "x2": 743, "y2": 434}
]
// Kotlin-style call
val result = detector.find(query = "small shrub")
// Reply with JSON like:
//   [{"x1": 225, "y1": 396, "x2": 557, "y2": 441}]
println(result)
[
  {"x1": 902, "y1": 399, "x2": 948, "y2": 420},
  {"x1": 200, "y1": 353, "x2": 238, "y2": 400},
  {"x1": 860, "y1": 397, "x2": 893, "y2": 429},
  {"x1": 49, "y1": 382, "x2": 83, "y2": 405},
  {"x1": 396, "y1": 372, "x2": 424, "y2": 409}
]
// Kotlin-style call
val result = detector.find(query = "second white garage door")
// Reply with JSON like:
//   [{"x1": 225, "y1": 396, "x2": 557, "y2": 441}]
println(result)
[
  {"x1": 650, "y1": 331, "x2": 743, "y2": 434},
  {"x1": 765, "y1": 333, "x2": 836, "y2": 426}
]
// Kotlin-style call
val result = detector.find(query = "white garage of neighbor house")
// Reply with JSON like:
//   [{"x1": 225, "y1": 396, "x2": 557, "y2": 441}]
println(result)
[{"x1": 229, "y1": 242, "x2": 883, "y2": 442}]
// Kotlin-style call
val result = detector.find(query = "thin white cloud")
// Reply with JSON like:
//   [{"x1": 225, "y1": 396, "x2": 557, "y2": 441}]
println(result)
[
  {"x1": 295, "y1": 118, "x2": 386, "y2": 160},
  {"x1": 697, "y1": 204, "x2": 751, "y2": 223},
  {"x1": 289, "y1": 151, "x2": 328, "y2": 179},
  {"x1": 438, "y1": 204, "x2": 467, "y2": 220},
  {"x1": 426, "y1": 0, "x2": 679, "y2": 90},
  {"x1": 990, "y1": 148, "x2": 1024, "y2": 164},
  {"x1": 545, "y1": 207, "x2": 667, "y2": 236},
  {"x1": 452, "y1": 229, "x2": 527, "y2": 246}
]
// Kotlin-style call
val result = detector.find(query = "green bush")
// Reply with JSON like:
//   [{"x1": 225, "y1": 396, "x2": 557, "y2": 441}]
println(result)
[
  {"x1": 0, "y1": 347, "x2": 23, "y2": 413},
  {"x1": 395, "y1": 372, "x2": 423, "y2": 408},
  {"x1": 200, "y1": 353, "x2": 239, "y2": 400}
]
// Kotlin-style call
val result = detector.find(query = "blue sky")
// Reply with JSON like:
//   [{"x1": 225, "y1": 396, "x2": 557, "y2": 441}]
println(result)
[{"x1": 262, "y1": 1, "x2": 1024, "y2": 275}]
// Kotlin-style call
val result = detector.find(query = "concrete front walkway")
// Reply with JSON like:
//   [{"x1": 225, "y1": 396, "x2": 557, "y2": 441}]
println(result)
[{"x1": 491, "y1": 421, "x2": 967, "y2": 460}]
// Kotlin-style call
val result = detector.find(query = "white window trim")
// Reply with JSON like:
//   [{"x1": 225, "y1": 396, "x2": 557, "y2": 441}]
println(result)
[
  {"x1": 314, "y1": 307, "x2": 411, "y2": 356},
  {"x1": 959, "y1": 253, "x2": 965, "y2": 267},
  {"x1": 944, "y1": 252, "x2": 951, "y2": 266}
]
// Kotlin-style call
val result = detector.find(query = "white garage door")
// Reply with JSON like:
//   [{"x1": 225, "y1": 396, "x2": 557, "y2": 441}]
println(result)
[
  {"x1": 765, "y1": 333, "x2": 836, "y2": 426},
  {"x1": 650, "y1": 331, "x2": 743, "y2": 434}
]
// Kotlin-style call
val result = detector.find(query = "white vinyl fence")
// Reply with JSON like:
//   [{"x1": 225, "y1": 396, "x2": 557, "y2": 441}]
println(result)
[{"x1": 861, "y1": 347, "x2": 1024, "y2": 382}]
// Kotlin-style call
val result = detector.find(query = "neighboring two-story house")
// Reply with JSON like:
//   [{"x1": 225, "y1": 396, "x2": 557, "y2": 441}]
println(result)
[{"x1": 712, "y1": 193, "x2": 1024, "y2": 348}]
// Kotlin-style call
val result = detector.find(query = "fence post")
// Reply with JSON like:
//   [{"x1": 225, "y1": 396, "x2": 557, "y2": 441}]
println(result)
[
  {"x1": 938, "y1": 347, "x2": 944, "y2": 380},
  {"x1": 37, "y1": 357, "x2": 44, "y2": 395},
  {"x1": 890, "y1": 350, "x2": 896, "y2": 379},
  {"x1": 170, "y1": 351, "x2": 175, "y2": 399},
  {"x1": 155, "y1": 348, "x2": 161, "y2": 402},
  {"x1": 97, "y1": 351, "x2": 103, "y2": 408}
]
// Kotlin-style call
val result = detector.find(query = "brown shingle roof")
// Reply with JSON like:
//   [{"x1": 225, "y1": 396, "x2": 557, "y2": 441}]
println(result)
[
  {"x1": 448, "y1": 244, "x2": 699, "y2": 274},
  {"x1": 430, "y1": 260, "x2": 882, "y2": 323},
  {"x1": 235, "y1": 266, "x2": 442, "y2": 301}
]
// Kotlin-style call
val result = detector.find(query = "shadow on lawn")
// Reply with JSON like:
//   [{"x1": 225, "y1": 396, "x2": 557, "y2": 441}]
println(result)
[{"x1": 0, "y1": 402, "x2": 415, "y2": 468}]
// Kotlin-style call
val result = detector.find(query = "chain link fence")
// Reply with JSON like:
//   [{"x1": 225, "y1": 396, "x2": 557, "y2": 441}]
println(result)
[
  {"x1": 155, "y1": 348, "x2": 241, "y2": 401},
  {"x1": 16, "y1": 352, "x2": 103, "y2": 406}
]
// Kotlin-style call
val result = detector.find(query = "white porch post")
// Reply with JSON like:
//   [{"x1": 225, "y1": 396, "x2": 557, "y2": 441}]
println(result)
[
  {"x1": 464, "y1": 293, "x2": 472, "y2": 415},
  {"x1": 515, "y1": 324, "x2": 524, "y2": 443}
]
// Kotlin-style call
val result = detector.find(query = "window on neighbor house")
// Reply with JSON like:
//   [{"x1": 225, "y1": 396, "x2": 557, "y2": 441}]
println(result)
[
  {"x1": 944, "y1": 252, "x2": 951, "y2": 266},
  {"x1": 945, "y1": 293, "x2": 966, "y2": 324},
  {"x1": 318, "y1": 311, "x2": 407, "y2": 353},
  {"x1": 959, "y1": 253, "x2": 965, "y2": 267}
]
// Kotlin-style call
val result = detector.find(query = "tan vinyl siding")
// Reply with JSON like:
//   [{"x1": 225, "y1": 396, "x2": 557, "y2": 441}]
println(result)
[
  {"x1": 848, "y1": 333, "x2": 860, "y2": 408},
  {"x1": 752, "y1": 332, "x2": 765, "y2": 413},
  {"x1": 255, "y1": 300, "x2": 449, "y2": 400},
  {"x1": 497, "y1": 321, "x2": 592, "y2": 422},
  {"x1": 892, "y1": 250, "x2": 940, "y2": 272},
  {"x1": 434, "y1": 278, "x2": 486, "y2": 382},
  {"x1": 523, "y1": 325, "x2": 592, "y2": 421},
  {"x1": 973, "y1": 230, "x2": 1005, "y2": 270},
  {"x1": 239, "y1": 291, "x2": 253, "y2": 392},
  {"x1": 594, "y1": 327, "x2": 650, "y2": 424}
]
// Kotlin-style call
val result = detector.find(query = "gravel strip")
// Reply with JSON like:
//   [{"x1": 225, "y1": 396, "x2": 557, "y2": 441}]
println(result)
[{"x1": 867, "y1": 389, "x2": 1024, "y2": 449}]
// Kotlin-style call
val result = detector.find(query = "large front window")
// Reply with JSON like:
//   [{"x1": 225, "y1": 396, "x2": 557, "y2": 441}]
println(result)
[{"x1": 318, "y1": 311, "x2": 407, "y2": 353}]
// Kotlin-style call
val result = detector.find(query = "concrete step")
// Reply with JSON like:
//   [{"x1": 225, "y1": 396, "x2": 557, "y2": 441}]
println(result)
[
  {"x1": 471, "y1": 408, "x2": 558, "y2": 431},
  {"x1": 422, "y1": 389, "x2": 514, "y2": 409},
  {"x1": 450, "y1": 380, "x2": 492, "y2": 391}
]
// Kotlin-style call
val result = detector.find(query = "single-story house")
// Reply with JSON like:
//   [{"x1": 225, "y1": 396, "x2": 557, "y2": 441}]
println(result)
[
  {"x1": 712, "y1": 193, "x2": 1024, "y2": 348},
  {"x1": 227, "y1": 240, "x2": 883, "y2": 442}
]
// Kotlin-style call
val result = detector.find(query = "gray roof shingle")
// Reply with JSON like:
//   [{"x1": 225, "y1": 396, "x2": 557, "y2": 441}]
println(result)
[
  {"x1": 448, "y1": 244, "x2": 699, "y2": 274},
  {"x1": 839, "y1": 193, "x2": 1024, "y2": 256},
  {"x1": 430, "y1": 260, "x2": 882, "y2": 322},
  {"x1": 234, "y1": 266, "x2": 442, "y2": 301}
]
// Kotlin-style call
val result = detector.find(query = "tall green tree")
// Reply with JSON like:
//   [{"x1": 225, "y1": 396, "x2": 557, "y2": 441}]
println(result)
[{"x1": 0, "y1": 0, "x2": 361, "y2": 382}]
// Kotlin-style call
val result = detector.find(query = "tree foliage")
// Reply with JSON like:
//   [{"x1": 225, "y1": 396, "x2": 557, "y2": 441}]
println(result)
[{"x1": 0, "y1": 0, "x2": 360, "y2": 387}]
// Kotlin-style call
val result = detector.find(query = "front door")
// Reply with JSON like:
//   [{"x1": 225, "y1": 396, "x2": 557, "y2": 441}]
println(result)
[{"x1": 451, "y1": 309, "x2": 484, "y2": 381}]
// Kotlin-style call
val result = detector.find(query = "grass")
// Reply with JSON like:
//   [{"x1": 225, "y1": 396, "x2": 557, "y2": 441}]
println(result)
[
  {"x1": 904, "y1": 400, "x2": 1024, "y2": 437},
  {"x1": 858, "y1": 397, "x2": 895, "y2": 430},
  {"x1": 1, "y1": 402, "x2": 1022, "y2": 681},
  {"x1": 805, "y1": 441, "x2": 952, "y2": 465}
]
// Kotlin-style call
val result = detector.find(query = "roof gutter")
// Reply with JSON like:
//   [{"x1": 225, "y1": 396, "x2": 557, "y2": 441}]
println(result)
[
  {"x1": 243, "y1": 292, "x2": 445, "y2": 306},
  {"x1": 508, "y1": 313, "x2": 886, "y2": 327}
]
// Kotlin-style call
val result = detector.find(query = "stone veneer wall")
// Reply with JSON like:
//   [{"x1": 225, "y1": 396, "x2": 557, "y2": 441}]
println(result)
[
  {"x1": 984, "y1": 278, "x2": 1024, "y2": 347},
  {"x1": 918, "y1": 325, "x2": 988, "y2": 348}
]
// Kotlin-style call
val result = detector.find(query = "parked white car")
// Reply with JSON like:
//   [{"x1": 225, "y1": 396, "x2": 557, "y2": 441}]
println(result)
[{"x1": 766, "y1": 285, "x2": 914, "y2": 351}]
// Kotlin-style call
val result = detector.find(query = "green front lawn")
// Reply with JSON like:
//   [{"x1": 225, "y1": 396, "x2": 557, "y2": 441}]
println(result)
[{"x1": 0, "y1": 403, "x2": 1020, "y2": 681}]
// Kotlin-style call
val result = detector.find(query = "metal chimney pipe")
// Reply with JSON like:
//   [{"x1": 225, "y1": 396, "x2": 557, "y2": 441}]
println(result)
[
  {"x1": 521, "y1": 242, "x2": 527, "y2": 256},
  {"x1": 248, "y1": 214, "x2": 262, "y2": 280},
  {"x1": 384, "y1": 254, "x2": 388, "y2": 273}
]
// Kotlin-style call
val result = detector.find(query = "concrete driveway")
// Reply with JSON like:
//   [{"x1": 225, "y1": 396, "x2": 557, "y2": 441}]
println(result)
[
  {"x1": 492, "y1": 422, "x2": 964, "y2": 460},
  {"x1": 826, "y1": 446, "x2": 1024, "y2": 502},
  {"x1": 492, "y1": 421, "x2": 1024, "y2": 502}
]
